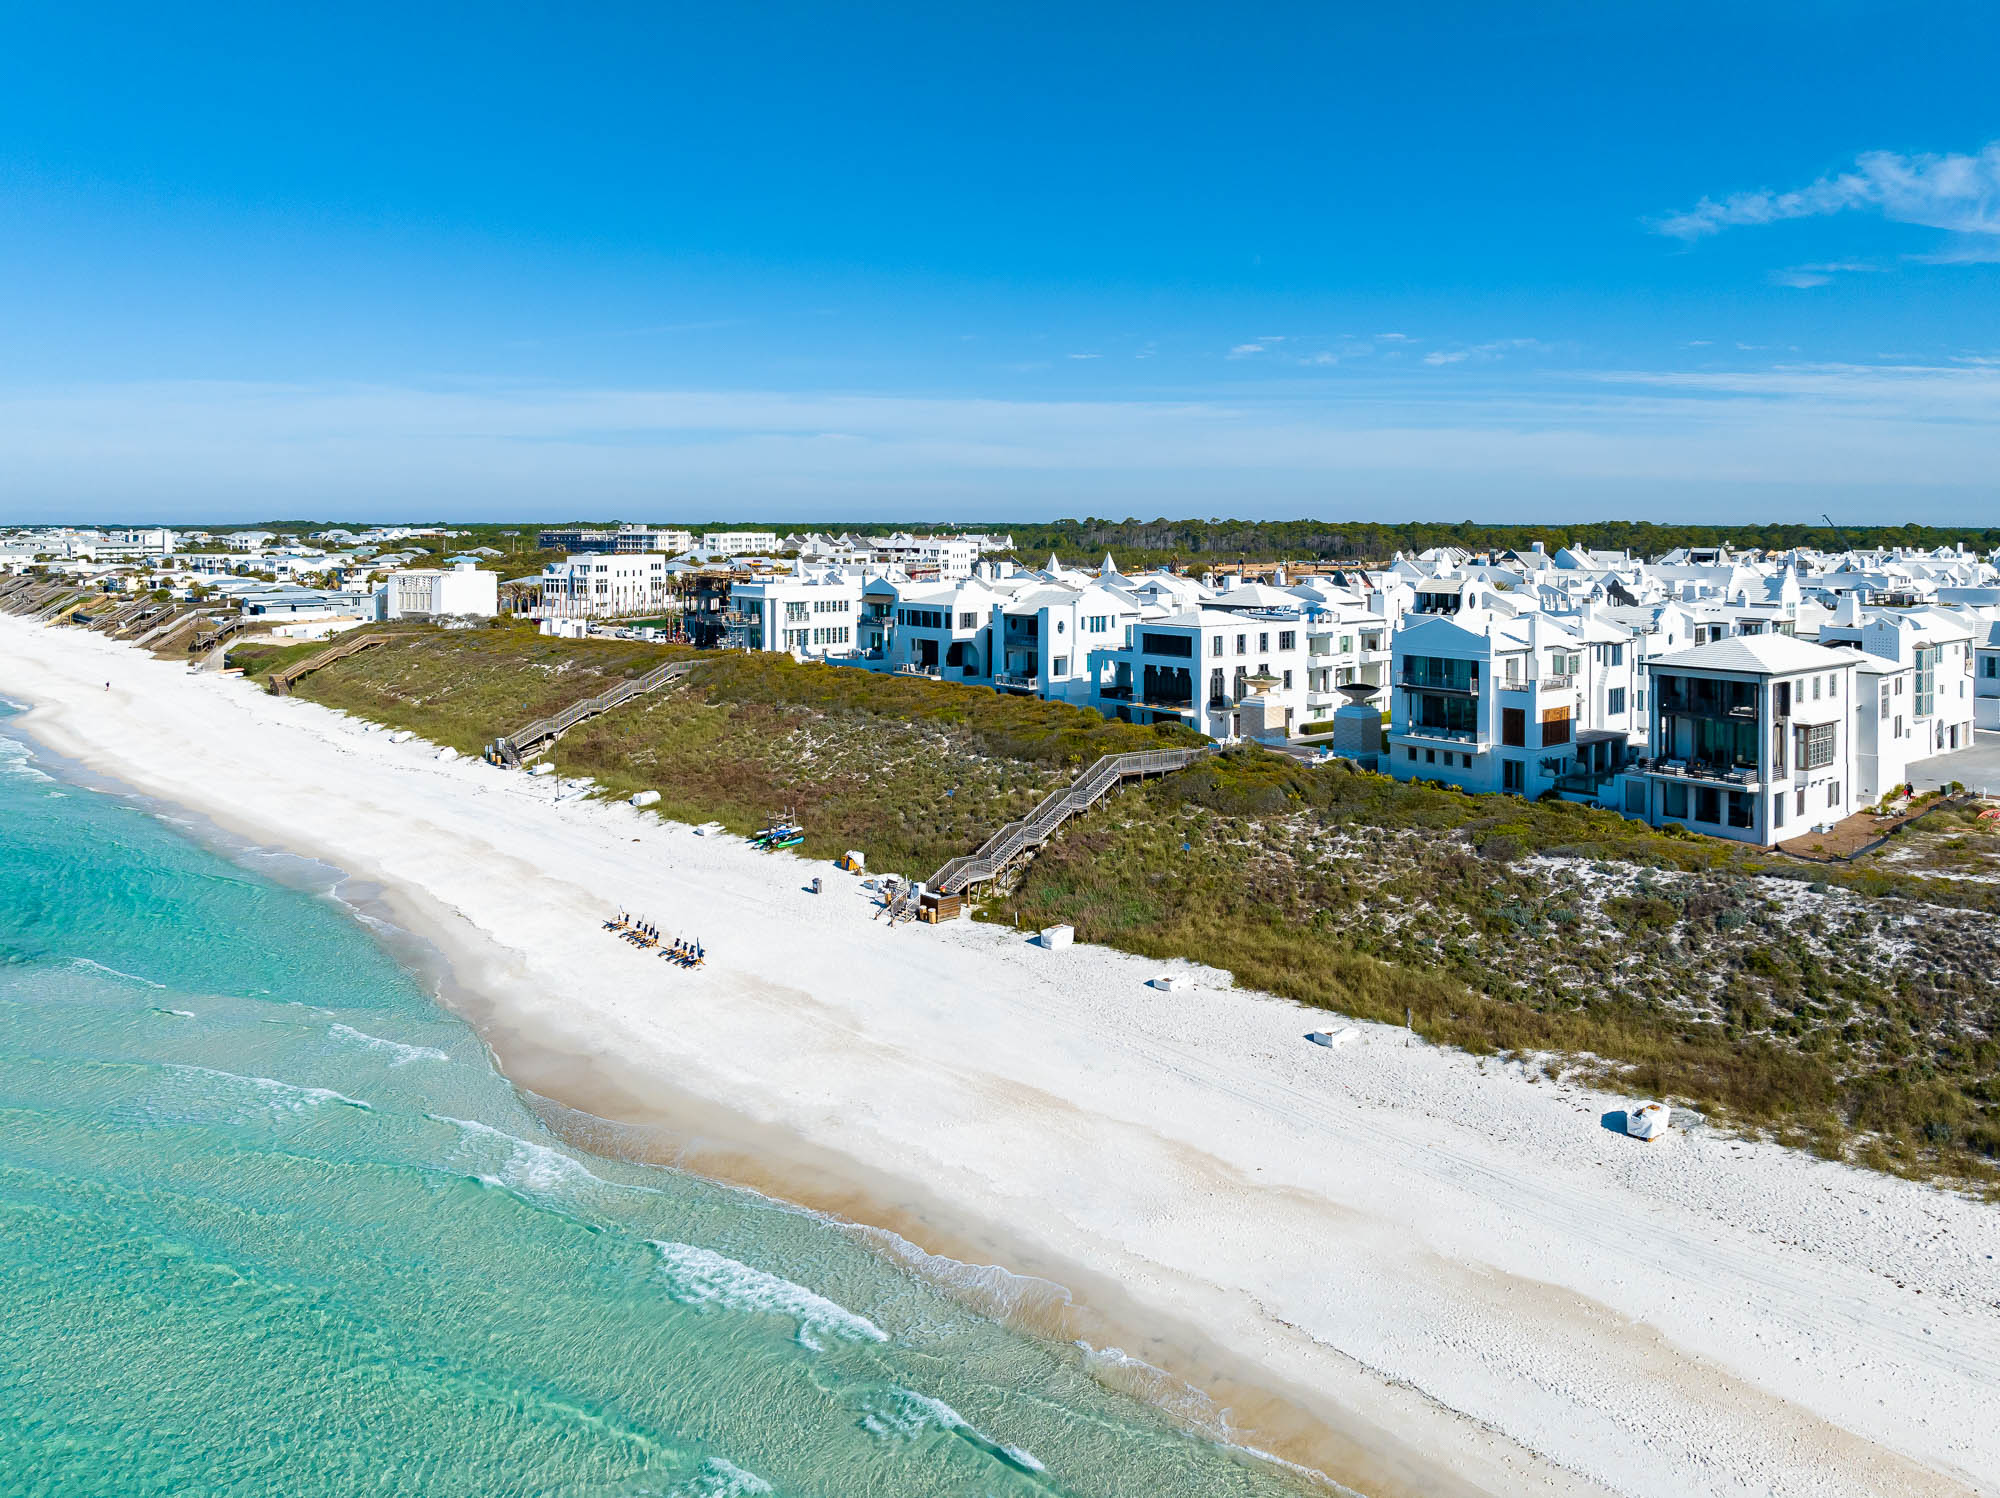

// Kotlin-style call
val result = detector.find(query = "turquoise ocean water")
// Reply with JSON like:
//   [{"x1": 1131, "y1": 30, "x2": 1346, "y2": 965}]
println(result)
[{"x1": 0, "y1": 708, "x2": 1318, "y2": 1498}]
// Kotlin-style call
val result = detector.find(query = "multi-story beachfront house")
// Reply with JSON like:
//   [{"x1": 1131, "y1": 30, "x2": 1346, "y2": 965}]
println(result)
[
  {"x1": 1387, "y1": 596, "x2": 1614, "y2": 799},
  {"x1": 1819, "y1": 600, "x2": 1978, "y2": 798},
  {"x1": 723, "y1": 568, "x2": 868, "y2": 659},
  {"x1": 1637, "y1": 634, "x2": 1860, "y2": 844},
  {"x1": 536, "y1": 554, "x2": 671, "y2": 619},
  {"x1": 380, "y1": 560, "x2": 498, "y2": 620}
]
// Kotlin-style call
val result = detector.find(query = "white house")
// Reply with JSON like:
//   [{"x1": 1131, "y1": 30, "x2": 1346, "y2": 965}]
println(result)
[
  {"x1": 536, "y1": 554, "x2": 672, "y2": 619},
  {"x1": 724, "y1": 568, "x2": 866, "y2": 659},
  {"x1": 381, "y1": 560, "x2": 498, "y2": 620},
  {"x1": 1639, "y1": 634, "x2": 1860, "y2": 845},
  {"x1": 700, "y1": 530, "x2": 780, "y2": 555}
]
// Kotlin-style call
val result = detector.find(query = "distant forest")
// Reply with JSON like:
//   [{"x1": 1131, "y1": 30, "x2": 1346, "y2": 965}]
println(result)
[
  {"x1": 204, "y1": 516, "x2": 2000, "y2": 570},
  {"x1": 990, "y1": 518, "x2": 2000, "y2": 569}
]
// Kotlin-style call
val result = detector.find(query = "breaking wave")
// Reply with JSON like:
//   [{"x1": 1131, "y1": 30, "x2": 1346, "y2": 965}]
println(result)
[
  {"x1": 850, "y1": 1385, "x2": 1044, "y2": 1473},
  {"x1": 329, "y1": 1022, "x2": 450, "y2": 1066},
  {"x1": 649, "y1": 1241, "x2": 888, "y2": 1351},
  {"x1": 664, "y1": 1457, "x2": 774, "y2": 1497}
]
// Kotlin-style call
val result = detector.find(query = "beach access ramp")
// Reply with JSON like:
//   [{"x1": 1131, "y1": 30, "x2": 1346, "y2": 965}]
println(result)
[
  {"x1": 491, "y1": 657, "x2": 698, "y2": 767},
  {"x1": 924, "y1": 744, "x2": 1214, "y2": 905},
  {"x1": 268, "y1": 631, "x2": 410, "y2": 696}
]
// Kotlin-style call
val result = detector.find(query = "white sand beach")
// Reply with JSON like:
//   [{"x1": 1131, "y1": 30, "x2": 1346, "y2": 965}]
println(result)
[{"x1": 4, "y1": 616, "x2": 1995, "y2": 1498}]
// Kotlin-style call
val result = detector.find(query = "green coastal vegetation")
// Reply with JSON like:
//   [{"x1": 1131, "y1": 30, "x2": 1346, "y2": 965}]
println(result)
[{"x1": 280, "y1": 622, "x2": 2000, "y2": 1191}]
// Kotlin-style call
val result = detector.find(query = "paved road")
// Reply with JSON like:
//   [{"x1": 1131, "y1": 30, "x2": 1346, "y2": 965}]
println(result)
[{"x1": 1905, "y1": 728, "x2": 2000, "y2": 796}]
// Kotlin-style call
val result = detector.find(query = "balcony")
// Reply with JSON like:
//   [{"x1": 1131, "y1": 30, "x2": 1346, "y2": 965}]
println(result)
[
  {"x1": 894, "y1": 663, "x2": 941, "y2": 679},
  {"x1": 1099, "y1": 684, "x2": 1134, "y2": 701},
  {"x1": 994, "y1": 672, "x2": 1039, "y2": 691},
  {"x1": 1637, "y1": 757, "x2": 1761, "y2": 788},
  {"x1": 1399, "y1": 724, "x2": 1481, "y2": 745},
  {"x1": 1400, "y1": 663, "x2": 1478, "y2": 694}
]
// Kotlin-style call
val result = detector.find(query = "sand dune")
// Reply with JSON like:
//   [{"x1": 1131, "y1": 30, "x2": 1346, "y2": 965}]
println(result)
[{"x1": 4, "y1": 615, "x2": 1994, "y2": 1498}]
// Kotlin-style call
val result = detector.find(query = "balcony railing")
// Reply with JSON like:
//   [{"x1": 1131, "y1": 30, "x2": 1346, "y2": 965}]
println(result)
[
  {"x1": 1099, "y1": 685, "x2": 1134, "y2": 701},
  {"x1": 1637, "y1": 757, "x2": 1761, "y2": 787},
  {"x1": 994, "y1": 672, "x2": 1039, "y2": 689},
  {"x1": 1401, "y1": 665, "x2": 1478, "y2": 693},
  {"x1": 1399, "y1": 724, "x2": 1481, "y2": 744},
  {"x1": 894, "y1": 663, "x2": 941, "y2": 679},
  {"x1": 1539, "y1": 673, "x2": 1575, "y2": 690}
]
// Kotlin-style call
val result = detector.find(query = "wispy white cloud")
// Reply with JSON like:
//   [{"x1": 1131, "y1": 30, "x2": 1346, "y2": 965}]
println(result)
[
  {"x1": 1422, "y1": 338, "x2": 1546, "y2": 367},
  {"x1": 1655, "y1": 142, "x2": 2000, "y2": 260},
  {"x1": 1770, "y1": 260, "x2": 1882, "y2": 289},
  {"x1": 1227, "y1": 343, "x2": 1267, "y2": 358}
]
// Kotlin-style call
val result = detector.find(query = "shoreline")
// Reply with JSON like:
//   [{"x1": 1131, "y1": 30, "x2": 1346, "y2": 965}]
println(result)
[{"x1": 4, "y1": 615, "x2": 1995, "y2": 1498}]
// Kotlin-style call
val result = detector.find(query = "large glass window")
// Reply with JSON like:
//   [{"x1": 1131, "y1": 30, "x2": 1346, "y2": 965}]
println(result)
[
  {"x1": 1540, "y1": 707, "x2": 1572, "y2": 746},
  {"x1": 1402, "y1": 656, "x2": 1476, "y2": 691},
  {"x1": 1694, "y1": 717, "x2": 1757, "y2": 770},
  {"x1": 1412, "y1": 693, "x2": 1478, "y2": 735}
]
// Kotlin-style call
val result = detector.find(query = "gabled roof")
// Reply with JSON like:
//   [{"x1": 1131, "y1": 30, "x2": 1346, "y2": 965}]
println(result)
[{"x1": 1650, "y1": 633, "x2": 1858, "y2": 675}]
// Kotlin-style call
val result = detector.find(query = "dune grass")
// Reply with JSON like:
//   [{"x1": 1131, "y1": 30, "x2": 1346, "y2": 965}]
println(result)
[{"x1": 293, "y1": 626, "x2": 1998, "y2": 1187}]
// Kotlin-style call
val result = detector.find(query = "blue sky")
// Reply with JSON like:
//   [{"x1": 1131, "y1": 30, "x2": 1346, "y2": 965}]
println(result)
[{"x1": 2, "y1": 2, "x2": 1997, "y2": 523}]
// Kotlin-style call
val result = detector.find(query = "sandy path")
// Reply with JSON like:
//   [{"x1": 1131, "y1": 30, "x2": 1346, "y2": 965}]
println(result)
[{"x1": 3, "y1": 616, "x2": 1995, "y2": 1498}]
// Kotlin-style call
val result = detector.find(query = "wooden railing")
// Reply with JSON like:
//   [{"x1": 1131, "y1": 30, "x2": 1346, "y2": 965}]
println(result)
[
  {"x1": 269, "y1": 631, "x2": 409, "y2": 695},
  {"x1": 492, "y1": 657, "x2": 698, "y2": 767},
  {"x1": 927, "y1": 744, "x2": 1214, "y2": 896}
]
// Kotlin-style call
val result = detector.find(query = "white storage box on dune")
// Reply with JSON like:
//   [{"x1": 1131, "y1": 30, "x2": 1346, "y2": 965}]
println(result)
[
  {"x1": 630, "y1": 790, "x2": 660, "y2": 808},
  {"x1": 1306, "y1": 1027, "x2": 1357, "y2": 1049},
  {"x1": 1149, "y1": 974, "x2": 1187, "y2": 992},
  {"x1": 1626, "y1": 1102, "x2": 1671, "y2": 1141},
  {"x1": 1039, "y1": 925, "x2": 1074, "y2": 951}
]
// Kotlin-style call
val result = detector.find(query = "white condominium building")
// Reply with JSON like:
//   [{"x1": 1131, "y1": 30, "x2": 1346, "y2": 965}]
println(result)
[{"x1": 536, "y1": 554, "x2": 671, "y2": 618}]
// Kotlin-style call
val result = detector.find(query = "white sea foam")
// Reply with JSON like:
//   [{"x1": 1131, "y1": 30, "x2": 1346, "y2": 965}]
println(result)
[
  {"x1": 329, "y1": 1022, "x2": 450, "y2": 1066},
  {"x1": 851, "y1": 1386, "x2": 1044, "y2": 1472},
  {"x1": 149, "y1": 1007, "x2": 197, "y2": 1018},
  {"x1": 164, "y1": 1062, "x2": 372, "y2": 1113},
  {"x1": 649, "y1": 1240, "x2": 888, "y2": 1351},
  {"x1": 430, "y1": 1113, "x2": 611, "y2": 1196},
  {"x1": 0, "y1": 737, "x2": 51, "y2": 782},
  {"x1": 843, "y1": 1220, "x2": 1072, "y2": 1326},
  {"x1": 72, "y1": 956, "x2": 168, "y2": 989},
  {"x1": 665, "y1": 1457, "x2": 774, "y2": 1497}
]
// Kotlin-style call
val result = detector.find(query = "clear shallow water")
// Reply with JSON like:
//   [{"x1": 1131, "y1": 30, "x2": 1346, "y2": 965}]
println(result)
[{"x1": 0, "y1": 716, "x2": 1318, "y2": 1498}]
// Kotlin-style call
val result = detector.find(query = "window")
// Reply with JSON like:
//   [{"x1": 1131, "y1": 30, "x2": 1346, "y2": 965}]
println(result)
[
  {"x1": 1609, "y1": 643, "x2": 1624, "y2": 666},
  {"x1": 1662, "y1": 782, "x2": 1689, "y2": 819},
  {"x1": 1914, "y1": 646, "x2": 1936, "y2": 717},
  {"x1": 1727, "y1": 792, "x2": 1754, "y2": 829},
  {"x1": 1278, "y1": 631, "x2": 1296, "y2": 650},
  {"x1": 1460, "y1": 753, "x2": 1473, "y2": 768},
  {"x1": 1209, "y1": 668, "x2": 1224, "y2": 704},
  {"x1": 1797, "y1": 722, "x2": 1835, "y2": 771},
  {"x1": 1340, "y1": 635, "x2": 1353, "y2": 653},
  {"x1": 1258, "y1": 632, "x2": 1269, "y2": 652},
  {"x1": 1828, "y1": 781, "x2": 1841, "y2": 807},
  {"x1": 1502, "y1": 759, "x2": 1524, "y2": 792},
  {"x1": 1406, "y1": 747, "x2": 1417, "y2": 761},
  {"x1": 1540, "y1": 706, "x2": 1572, "y2": 747},
  {"x1": 1052, "y1": 656, "x2": 1068, "y2": 676},
  {"x1": 1282, "y1": 670, "x2": 1292, "y2": 689},
  {"x1": 1502, "y1": 707, "x2": 1525, "y2": 746},
  {"x1": 960, "y1": 611, "x2": 978, "y2": 629},
  {"x1": 1812, "y1": 675, "x2": 1821, "y2": 700},
  {"x1": 1773, "y1": 797, "x2": 1785, "y2": 828},
  {"x1": 1828, "y1": 674, "x2": 1839, "y2": 698},
  {"x1": 1236, "y1": 634, "x2": 1246, "y2": 654},
  {"x1": 1607, "y1": 687, "x2": 1626, "y2": 716},
  {"x1": 1797, "y1": 787, "x2": 1807, "y2": 816},
  {"x1": 1985, "y1": 656, "x2": 1998, "y2": 679},
  {"x1": 1425, "y1": 749, "x2": 1436, "y2": 764},
  {"x1": 1212, "y1": 636, "x2": 1224, "y2": 656},
  {"x1": 1696, "y1": 786, "x2": 1721, "y2": 824},
  {"x1": 1258, "y1": 662, "x2": 1269, "y2": 678}
]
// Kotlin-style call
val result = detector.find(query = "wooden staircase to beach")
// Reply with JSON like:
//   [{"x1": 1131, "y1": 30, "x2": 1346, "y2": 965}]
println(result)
[
  {"x1": 268, "y1": 631, "x2": 409, "y2": 696},
  {"x1": 925, "y1": 744, "x2": 1214, "y2": 899},
  {"x1": 491, "y1": 657, "x2": 699, "y2": 767}
]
